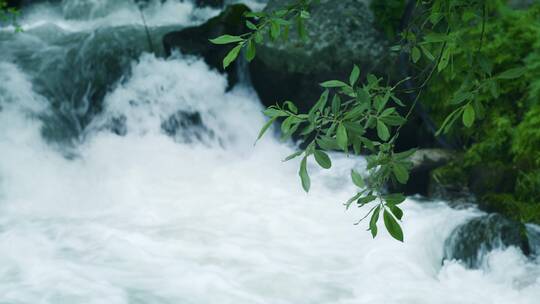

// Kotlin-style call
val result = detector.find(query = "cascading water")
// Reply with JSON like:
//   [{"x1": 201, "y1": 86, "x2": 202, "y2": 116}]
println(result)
[{"x1": 0, "y1": 1, "x2": 539, "y2": 303}]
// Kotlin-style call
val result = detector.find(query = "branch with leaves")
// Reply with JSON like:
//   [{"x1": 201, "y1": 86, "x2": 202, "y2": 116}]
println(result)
[{"x1": 209, "y1": 0, "x2": 528, "y2": 241}]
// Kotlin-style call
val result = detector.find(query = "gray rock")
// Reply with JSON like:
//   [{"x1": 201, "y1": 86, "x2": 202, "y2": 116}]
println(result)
[
  {"x1": 250, "y1": 0, "x2": 389, "y2": 112},
  {"x1": 443, "y1": 214, "x2": 530, "y2": 268}
]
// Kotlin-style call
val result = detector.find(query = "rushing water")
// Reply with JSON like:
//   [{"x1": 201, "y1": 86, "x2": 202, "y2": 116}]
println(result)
[{"x1": 0, "y1": 1, "x2": 539, "y2": 303}]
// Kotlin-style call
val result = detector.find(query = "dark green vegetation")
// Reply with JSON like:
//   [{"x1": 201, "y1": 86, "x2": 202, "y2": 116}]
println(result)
[{"x1": 418, "y1": 3, "x2": 540, "y2": 225}]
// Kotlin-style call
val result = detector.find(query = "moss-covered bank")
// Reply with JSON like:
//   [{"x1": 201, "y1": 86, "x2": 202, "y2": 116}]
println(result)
[{"x1": 372, "y1": 1, "x2": 540, "y2": 224}]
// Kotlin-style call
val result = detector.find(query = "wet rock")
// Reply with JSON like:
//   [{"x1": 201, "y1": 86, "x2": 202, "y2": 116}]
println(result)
[
  {"x1": 443, "y1": 214, "x2": 530, "y2": 268},
  {"x1": 526, "y1": 224, "x2": 540, "y2": 257},
  {"x1": 162, "y1": 4, "x2": 251, "y2": 86},
  {"x1": 161, "y1": 111, "x2": 215, "y2": 144},
  {"x1": 249, "y1": 0, "x2": 388, "y2": 113}
]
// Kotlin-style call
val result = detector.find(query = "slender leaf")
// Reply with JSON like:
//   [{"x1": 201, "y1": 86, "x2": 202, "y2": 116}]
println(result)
[
  {"x1": 351, "y1": 169, "x2": 365, "y2": 188},
  {"x1": 336, "y1": 123, "x2": 348, "y2": 152},
  {"x1": 369, "y1": 205, "x2": 381, "y2": 238},
  {"x1": 383, "y1": 209, "x2": 404, "y2": 242},
  {"x1": 223, "y1": 44, "x2": 242, "y2": 69},
  {"x1": 299, "y1": 156, "x2": 311, "y2": 192},
  {"x1": 210, "y1": 35, "x2": 244, "y2": 44},
  {"x1": 349, "y1": 65, "x2": 360, "y2": 86}
]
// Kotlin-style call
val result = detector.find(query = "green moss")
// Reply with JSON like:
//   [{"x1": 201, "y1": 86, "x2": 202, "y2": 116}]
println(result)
[
  {"x1": 423, "y1": 3, "x2": 540, "y2": 224},
  {"x1": 513, "y1": 105, "x2": 540, "y2": 168},
  {"x1": 481, "y1": 193, "x2": 540, "y2": 224}
]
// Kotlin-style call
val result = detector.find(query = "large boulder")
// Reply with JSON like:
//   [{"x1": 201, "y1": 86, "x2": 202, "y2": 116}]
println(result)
[
  {"x1": 250, "y1": 0, "x2": 388, "y2": 113},
  {"x1": 443, "y1": 214, "x2": 530, "y2": 268},
  {"x1": 162, "y1": 4, "x2": 251, "y2": 86}
]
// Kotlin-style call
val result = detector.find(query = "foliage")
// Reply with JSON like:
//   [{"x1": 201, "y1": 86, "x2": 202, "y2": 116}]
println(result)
[
  {"x1": 425, "y1": 3, "x2": 540, "y2": 224},
  {"x1": 0, "y1": 0, "x2": 21, "y2": 31},
  {"x1": 210, "y1": 0, "x2": 534, "y2": 239}
]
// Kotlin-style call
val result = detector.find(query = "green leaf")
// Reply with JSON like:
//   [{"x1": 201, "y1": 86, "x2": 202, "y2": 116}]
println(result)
[
  {"x1": 283, "y1": 150, "x2": 303, "y2": 162},
  {"x1": 369, "y1": 206, "x2": 381, "y2": 238},
  {"x1": 345, "y1": 192, "x2": 362, "y2": 209},
  {"x1": 320, "y1": 80, "x2": 349, "y2": 88},
  {"x1": 393, "y1": 149, "x2": 416, "y2": 160},
  {"x1": 462, "y1": 104, "x2": 475, "y2": 128},
  {"x1": 358, "y1": 194, "x2": 376, "y2": 206},
  {"x1": 349, "y1": 65, "x2": 360, "y2": 86},
  {"x1": 308, "y1": 90, "x2": 329, "y2": 122},
  {"x1": 412, "y1": 47, "x2": 421, "y2": 63},
  {"x1": 246, "y1": 20, "x2": 257, "y2": 30},
  {"x1": 389, "y1": 205, "x2": 403, "y2": 220},
  {"x1": 336, "y1": 123, "x2": 348, "y2": 152},
  {"x1": 254, "y1": 31, "x2": 263, "y2": 44},
  {"x1": 245, "y1": 39, "x2": 256, "y2": 62},
  {"x1": 392, "y1": 163, "x2": 409, "y2": 184},
  {"x1": 209, "y1": 35, "x2": 244, "y2": 45},
  {"x1": 283, "y1": 101, "x2": 298, "y2": 114},
  {"x1": 376, "y1": 120, "x2": 390, "y2": 141},
  {"x1": 317, "y1": 136, "x2": 339, "y2": 150},
  {"x1": 383, "y1": 209, "x2": 403, "y2": 241},
  {"x1": 297, "y1": 16, "x2": 307, "y2": 41},
  {"x1": 223, "y1": 44, "x2": 242, "y2": 69},
  {"x1": 343, "y1": 121, "x2": 364, "y2": 135},
  {"x1": 299, "y1": 156, "x2": 311, "y2": 192},
  {"x1": 496, "y1": 67, "x2": 526, "y2": 80},
  {"x1": 351, "y1": 169, "x2": 365, "y2": 188},
  {"x1": 420, "y1": 44, "x2": 435, "y2": 61},
  {"x1": 270, "y1": 20, "x2": 280, "y2": 40},
  {"x1": 383, "y1": 193, "x2": 406, "y2": 205},
  {"x1": 256, "y1": 117, "x2": 277, "y2": 141},
  {"x1": 450, "y1": 91, "x2": 472, "y2": 105},
  {"x1": 438, "y1": 47, "x2": 450, "y2": 72},
  {"x1": 331, "y1": 94, "x2": 341, "y2": 115},
  {"x1": 263, "y1": 108, "x2": 288, "y2": 117},
  {"x1": 314, "y1": 150, "x2": 332, "y2": 169}
]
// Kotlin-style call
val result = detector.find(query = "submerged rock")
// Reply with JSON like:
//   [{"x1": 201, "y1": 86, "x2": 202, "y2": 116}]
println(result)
[
  {"x1": 162, "y1": 4, "x2": 251, "y2": 86},
  {"x1": 161, "y1": 110, "x2": 216, "y2": 144},
  {"x1": 250, "y1": 0, "x2": 388, "y2": 113},
  {"x1": 443, "y1": 214, "x2": 530, "y2": 268}
]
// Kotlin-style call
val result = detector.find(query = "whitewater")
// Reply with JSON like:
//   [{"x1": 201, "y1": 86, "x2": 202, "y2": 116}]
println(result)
[{"x1": 0, "y1": 1, "x2": 539, "y2": 303}]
